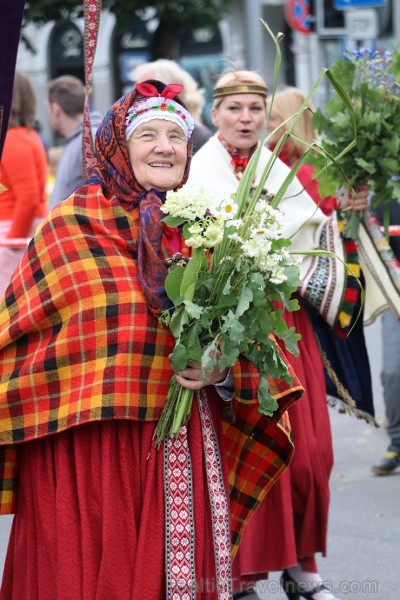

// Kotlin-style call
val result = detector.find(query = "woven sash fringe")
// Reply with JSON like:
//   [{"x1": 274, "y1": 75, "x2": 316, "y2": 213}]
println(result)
[
  {"x1": 164, "y1": 394, "x2": 232, "y2": 599},
  {"x1": 164, "y1": 425, "x2": 196, "y2": 599}
]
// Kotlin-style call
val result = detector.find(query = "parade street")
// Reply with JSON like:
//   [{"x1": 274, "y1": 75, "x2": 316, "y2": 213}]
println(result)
[{"x1": 1, "y1": 316, "x2": 398, "y2": 599}]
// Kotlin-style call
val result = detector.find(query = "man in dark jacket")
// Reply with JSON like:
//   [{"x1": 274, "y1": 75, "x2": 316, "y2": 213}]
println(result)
[{"x1": 47, "y1": 75, "x2": 103, "y2": 209}]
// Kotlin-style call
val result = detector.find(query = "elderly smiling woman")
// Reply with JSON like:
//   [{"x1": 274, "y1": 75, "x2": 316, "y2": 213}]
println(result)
[{"x1": 0, "y1": 80, "x2": 302, "y2": 599}]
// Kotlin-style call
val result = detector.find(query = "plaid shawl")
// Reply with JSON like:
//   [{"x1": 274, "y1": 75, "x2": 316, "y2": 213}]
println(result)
[{"x1": 0, "y1": 183, "x2": 303, "y2": 553}]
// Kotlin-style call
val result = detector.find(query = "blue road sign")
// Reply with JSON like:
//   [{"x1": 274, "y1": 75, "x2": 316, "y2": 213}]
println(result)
[{"x1": 334, "y1": 0, "x2": 386, "y2": 8}]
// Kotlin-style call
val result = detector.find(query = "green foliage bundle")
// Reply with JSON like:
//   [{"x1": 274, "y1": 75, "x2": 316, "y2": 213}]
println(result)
[{"x1": 308, "y1": 48, "x2": 400, "y2": 237}]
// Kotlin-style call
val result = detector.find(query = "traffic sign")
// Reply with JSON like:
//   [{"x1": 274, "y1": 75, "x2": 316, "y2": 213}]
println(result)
[
  {"x1": 345, "y1": 9, "x2": 378, "y2": 39},
  {"x1": 285, "y1": 0, "x2": 312, "y2": 35},
  {"x1": 334, "y1": 0, "x2": 386, "y2": 9}
]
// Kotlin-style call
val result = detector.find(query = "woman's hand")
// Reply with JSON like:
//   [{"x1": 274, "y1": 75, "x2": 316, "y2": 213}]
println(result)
[
  {"x1": 337, "y1": 185, "x2": 369, "y2": 211},
  {"x1": 175, "y1": 361, "x2": 229, "y2": 391}
]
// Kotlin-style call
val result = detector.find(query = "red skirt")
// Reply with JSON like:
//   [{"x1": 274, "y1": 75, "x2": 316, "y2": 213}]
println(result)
[
  {"x1": 1, "y1": 400, "x2": 226, "y2": 599},
  {"x1": 232, "y1": 306, "x2": 334, "y2": 581}
]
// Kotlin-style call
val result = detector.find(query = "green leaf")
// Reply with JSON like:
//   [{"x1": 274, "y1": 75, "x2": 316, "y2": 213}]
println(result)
[
  {"x1": 222, "y1": 273, "x2": 232, "y2": 295},
  {"x1": 288, "y1": 297, "x2": 300, "y2": 312},
  {"x1": 214, "y1": 293, "x2": 237, "y2": 310},
  {"x1": 331, "y1": 58, "x2": 356, "y2": 88},
  {"x1": 184, "y1": 325, "x2": 202, "y2": 363},
  {"x1": 389, "y1": 51, "x2": 400, "y2": 79},
  {"x1": 170, "y1": 342, "x2": 188, "y2": 372},
  {"x1": 235, "y1": 285, "x2": 253, "y2": 318},
  {"x1": 183, "y1": 300, "x2": 203, "y2": 319},
  {"x1": 218, "y1": 336, "x2": 240, "y2": 370},
  {"x1": 379, "y1": 157, "x2": 399, "y2": 173},
  {"x1": 382, "y1": 133, "x2": 400, "y2": 155},
  {"x1": 161, "y1": 215, "x2": 186, "y2": 228},
  {"x1": 283, "y1": 264, "x2": 301, "y2": 288},
  {"x1": 164, "y1": 266, "x2": 185, "y2": 305},
  {"x1": 279, "y1": 326, "x2": 301, "y2": 356},
  {"x1": 257, "y1": 376, "x2": 279, "y2": 416},
  {"x1": 354, "y1": 157, "x2": 376, "y2": 175},
  {"x1": 221, "y1": 310, "x2": 245, "y2": 343},
  {"x1": 169, "y1": 306, "x2": 189, "y2": 339},
  {"x1": 180, "y1": 252, "x2": 206, "y2": 301},
  {"x1": 201, "y1": 339, "x2": 219, "y2": 373},
  {"x1": 312, "y1": 108, "x2": 330, "y2": 132}
]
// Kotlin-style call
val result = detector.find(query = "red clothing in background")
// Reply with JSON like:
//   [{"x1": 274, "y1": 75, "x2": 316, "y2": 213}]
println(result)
[
  {"x1": 295, "y1": 163, "x2": 337, "y2": 216},
  {"x1": 0, "y1": 127, "x2": 47, "y2": 238},
  {"x1": 232, "y1": 145, "x2": 336, "y2": 584}
]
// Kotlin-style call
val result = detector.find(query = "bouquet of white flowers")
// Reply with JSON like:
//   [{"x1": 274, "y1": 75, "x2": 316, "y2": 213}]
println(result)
[{"x1": 153, "y1": 184, "x2": 302, "y2": 447}]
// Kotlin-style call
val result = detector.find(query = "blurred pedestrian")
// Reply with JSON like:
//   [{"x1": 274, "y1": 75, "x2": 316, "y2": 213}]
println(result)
[
  {"x1": 45, "y1": 145, "x2": 63, "y2": 203},
  {"x1": 131, "y1": 59, "x2": 212, "y2": 153},
  {"x1": 0, "y1": 78, "x2": 301, "y2": 599},
  {"x1": 46, "y1": 75, "x2": 102, "y2": 209},
  {"x1": 0, "y1": 70, "x2": 47, "y2": 296},
  {"x1": 267, "y1": 86, "x2": 375, "y2": 423},
  {"x1": 371, "y1": 199, "x2": 400, "y2": 475}
]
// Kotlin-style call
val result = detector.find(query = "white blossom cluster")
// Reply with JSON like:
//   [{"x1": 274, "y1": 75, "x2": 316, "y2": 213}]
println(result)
[
  {"x1": 231, "y1": 201, "x2": 293, "y2": 284},
  {"x1": 163, "y1": 189, "x2": 242, "y2": 249},
  {"x1": 162, "y1": 190, "x2": 295, "y2": 283},
  {"x1": 185, "y1": 217, "x2": 225, "y2": 248},
  {"x1": 162, "y1": 187, "x2": 211, "y2": 222}
]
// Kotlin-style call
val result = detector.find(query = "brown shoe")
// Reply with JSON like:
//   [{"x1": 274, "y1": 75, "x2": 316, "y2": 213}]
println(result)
[{"x1": 371, "y1": 450, "x2": 400, "y2": 475}]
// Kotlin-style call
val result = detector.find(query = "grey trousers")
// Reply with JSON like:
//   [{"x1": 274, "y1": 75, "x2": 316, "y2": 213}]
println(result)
[{"x1": 381, "y1": 310, "x2": 400, "y2": 452}]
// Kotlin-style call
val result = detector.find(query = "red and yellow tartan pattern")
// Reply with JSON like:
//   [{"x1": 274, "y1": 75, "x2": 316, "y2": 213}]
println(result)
[
  {"x1": 226, "y1": 355, "x2": 303, "y2": 556},
  {"x1": 0, "y1": 184, "x2": 303, "y2": 516},
  {"x1": 0, "y1": 446, "x2": 19, "y2": 513},
  {"x1": 0, "y1": 186, "x2": 177, "y2": 435}
]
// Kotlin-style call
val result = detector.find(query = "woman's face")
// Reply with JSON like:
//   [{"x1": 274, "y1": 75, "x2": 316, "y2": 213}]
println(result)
[
  {"x1": 127, "y1": 120, "x2": 188, "y2": 191},
  {"x1": 211, "y1": 93, "x2": 267, "y2": 155}
]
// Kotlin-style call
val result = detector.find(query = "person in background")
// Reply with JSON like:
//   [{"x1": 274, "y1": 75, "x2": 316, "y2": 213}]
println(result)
[
  {"x1": 267, "y1": 86, "x2": 375, "y2": 424},
  {"x1": 371, "y1": 199, "x2": 400, "y2": 475},
  {"x1": 46, "y1": 75, "x2": 102, "y2": 210},
  {"x1": 0, "y1": 70, "x2": 47, "y2": 296},
  {"x1": 183, "y1": 70, "x2": 371, "y2": 600},
  {"x1": 130, "y1": 59, "x2": 212, "y2": 153},
  {"x1": 45, "y1": 145, "x2": 63, "y2": 203},
  {"x1": 0, "y1": 79, "x2": 302, "y2": 599},
  {"x1": 232, "y1": 84, "x2": 377, "y2": 600}
]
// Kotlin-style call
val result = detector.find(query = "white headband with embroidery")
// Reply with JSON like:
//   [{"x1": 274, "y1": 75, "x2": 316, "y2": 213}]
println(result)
[{"x1": 125, "y1": 83, "x2": 195, "y2": 142}]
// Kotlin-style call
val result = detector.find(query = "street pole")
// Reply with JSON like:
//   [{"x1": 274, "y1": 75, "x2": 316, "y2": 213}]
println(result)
[{"x1": 243, "y1": 0, "x2": 265, "y2": 77}]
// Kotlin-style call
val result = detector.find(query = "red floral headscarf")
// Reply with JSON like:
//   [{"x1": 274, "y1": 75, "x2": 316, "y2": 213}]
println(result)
[{"x1": 88, "y1": 80, "x2": 193, "y2": 314}]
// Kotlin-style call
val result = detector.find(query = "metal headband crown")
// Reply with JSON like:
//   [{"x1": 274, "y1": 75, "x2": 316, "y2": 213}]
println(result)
[{"x1": 213, "y1": 83, "x2": 268, "y2": 99}]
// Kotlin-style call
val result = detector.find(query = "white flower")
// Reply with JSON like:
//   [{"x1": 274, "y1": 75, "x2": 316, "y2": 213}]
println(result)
[
  {"x1": 228, "y1": 232, "x2": 244, "y2": 244},
  {"x1": 252, "y1": 228, "x2": 268, "y2": 240},
  {"x1": 187, "y1": 222, "x2": 203, "y2": 236},
  {"x1": 216, "y1": 198, "x2": 239, "y2": 220},
  {"x1": 184, "y1": 214, "x2": 224, "y2": 249},
  {"x1": 162, "y1": 187, "x2": 212, "y2": 221},
  {"x1": 226, "y1": 218, "x2": 243, "y2": 228},
  {"x1": 185, "y1": 234, "x2": 204, "y2": 248},
  {"x1": 204, "y1": 223, "x2": 224, "y2": 248}
]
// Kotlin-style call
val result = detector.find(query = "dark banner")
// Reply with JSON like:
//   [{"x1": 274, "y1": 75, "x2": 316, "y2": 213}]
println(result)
[{"x1": 0, "y1": 0, "x2": 25, "y2": 161}]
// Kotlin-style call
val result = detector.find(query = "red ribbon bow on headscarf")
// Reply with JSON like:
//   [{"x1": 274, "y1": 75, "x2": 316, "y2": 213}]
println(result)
[{"x1": 135, "y1": 82, "x2": 184, "y2": 99}]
